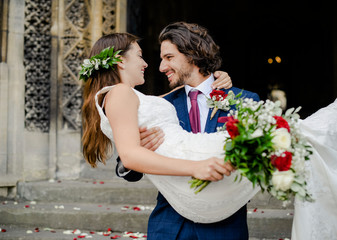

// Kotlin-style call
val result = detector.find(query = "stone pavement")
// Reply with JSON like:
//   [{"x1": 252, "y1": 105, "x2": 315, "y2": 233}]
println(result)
[{"x1": 0, "y1": 177, "x2": 293, "y2": 240}]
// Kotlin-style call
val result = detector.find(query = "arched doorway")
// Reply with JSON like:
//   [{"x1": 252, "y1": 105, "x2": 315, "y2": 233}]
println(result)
[{"x1": 127, "y1": 0, "x2": 336, "y2": 118}]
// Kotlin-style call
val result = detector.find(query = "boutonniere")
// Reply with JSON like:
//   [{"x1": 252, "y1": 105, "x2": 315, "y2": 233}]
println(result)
[{"x1": 206, "y1": 90, "x2": 236, "y2": 119}]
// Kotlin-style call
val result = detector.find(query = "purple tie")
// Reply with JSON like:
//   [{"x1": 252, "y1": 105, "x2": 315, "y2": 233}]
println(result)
[{"x1": 189, "y1": 90, "x2": 201, "y2": 133}]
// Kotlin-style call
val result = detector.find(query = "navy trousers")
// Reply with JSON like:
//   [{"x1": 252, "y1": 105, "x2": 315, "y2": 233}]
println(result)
[{"x1": 147, "y1": 193, "x2": 249, "y2": 240}]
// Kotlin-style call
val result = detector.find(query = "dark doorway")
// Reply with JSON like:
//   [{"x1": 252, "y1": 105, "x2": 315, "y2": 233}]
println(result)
[{"x1": 127, "y1": 0, "x2": 336, "y2": 118}]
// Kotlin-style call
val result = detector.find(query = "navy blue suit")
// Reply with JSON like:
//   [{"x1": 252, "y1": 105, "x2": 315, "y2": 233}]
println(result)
[{"x1": 147, "y1": 87, "x2": 260, "y2": 240}]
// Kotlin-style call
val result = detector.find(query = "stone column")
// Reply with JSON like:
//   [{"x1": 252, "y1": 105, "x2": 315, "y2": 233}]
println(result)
[
  {"x1": 6, "y1": 0, "x2": 25, "y2": 180},
  {"x1": 116, "y1": 0, "x2": 127, "y2": 32},
  {"x1": 48, "y1": 0, "x2": 60, "y2": 180},
  {"x1": 91, "y1": 0, "x2": 103, "y2": 45},
  {"x1": 0, "y1": 0, "x2": 9, "y2": 178}
]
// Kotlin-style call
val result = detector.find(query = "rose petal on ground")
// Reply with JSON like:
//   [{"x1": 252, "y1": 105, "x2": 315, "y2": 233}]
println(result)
[{"x1": 111, "y1": 235, "x2": 121, "y2": 239}]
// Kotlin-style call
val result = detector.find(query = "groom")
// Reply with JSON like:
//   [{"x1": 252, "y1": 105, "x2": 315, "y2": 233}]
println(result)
[{"x1": 119, "y1": 22, "x2": 260, "y2": 240}]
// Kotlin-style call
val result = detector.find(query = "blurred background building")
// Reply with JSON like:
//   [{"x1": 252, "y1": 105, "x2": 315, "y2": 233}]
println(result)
[{"x1": 1, "y1": 0, "x2": 336, "y2": 197}]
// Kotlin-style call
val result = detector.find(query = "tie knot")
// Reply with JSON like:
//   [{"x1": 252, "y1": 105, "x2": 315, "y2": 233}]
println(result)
[{"x1": 189, "y1": 90, "x2": 200, "y2": 100}]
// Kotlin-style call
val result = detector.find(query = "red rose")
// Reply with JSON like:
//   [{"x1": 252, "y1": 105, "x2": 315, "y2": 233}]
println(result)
[
  {"x1": 210, "y1": 89, "x2": 228, "y2": 101},
  {"x1": 271, "y1": 151, "x2": 292, "y2": 171},
  {"x1": 226, "y1": 117, "x2": 240, "y2": 139},
  {"x1": 273, "y1": 116, "x2": 290, "y2": 132}
]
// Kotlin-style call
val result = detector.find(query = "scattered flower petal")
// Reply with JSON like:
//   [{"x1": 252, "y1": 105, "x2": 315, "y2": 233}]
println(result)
[{"x1": 111, "y1": 235, "x2": 121, "y2": 239}]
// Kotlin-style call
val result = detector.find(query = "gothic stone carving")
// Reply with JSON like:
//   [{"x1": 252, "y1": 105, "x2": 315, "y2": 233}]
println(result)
[
  {"x1": 62, "y1": 0, "x2": 91, "y2": 130},
  {"x1": 102, "y1": 0, "x2": 117, "y2": 35},
  {"x1": 24, "y1": 0, "x2": 52, "y2": 132}
]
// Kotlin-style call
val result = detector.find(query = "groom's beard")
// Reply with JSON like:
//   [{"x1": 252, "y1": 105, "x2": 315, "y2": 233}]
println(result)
[{"x1": 169, "y1": 69, "x2": 192, "y2": 89}]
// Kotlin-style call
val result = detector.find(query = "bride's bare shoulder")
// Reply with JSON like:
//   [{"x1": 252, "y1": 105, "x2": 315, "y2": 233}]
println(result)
[{"x1": 105, "y1": 84, "x2": 138, "y2": 104}]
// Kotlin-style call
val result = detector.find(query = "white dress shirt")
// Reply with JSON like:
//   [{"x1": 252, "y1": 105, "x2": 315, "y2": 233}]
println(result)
[{"x1": 185, "y1": 74, "x2": 215, "y2": 133}]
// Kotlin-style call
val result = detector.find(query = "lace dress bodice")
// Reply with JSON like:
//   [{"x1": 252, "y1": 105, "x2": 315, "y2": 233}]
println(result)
[{"x1": 95, "y1": 85, "x2": 259, "y2": 223}]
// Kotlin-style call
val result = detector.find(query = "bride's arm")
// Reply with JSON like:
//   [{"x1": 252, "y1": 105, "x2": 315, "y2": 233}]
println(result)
[
  {"x1": 144, "y1": 70, "x2": 233, "y2": 149},
  {"x1": 158, "y1": 71, "x2": 232, "y2": 98},
  {"x1": 105, "y1": 84, "x2": 233, "y2": 180}
]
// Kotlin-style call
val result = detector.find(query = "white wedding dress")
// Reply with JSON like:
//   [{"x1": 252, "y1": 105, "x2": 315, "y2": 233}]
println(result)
[
  {"x1": 95, "y1": 86, "x2": 260, "y2": 223},
  {"x1": 292, "y1": 99, "x2": 337, "y2": 239},
  {"x1": 95, "y1": 85, "x2": 337, "y2": 234}
]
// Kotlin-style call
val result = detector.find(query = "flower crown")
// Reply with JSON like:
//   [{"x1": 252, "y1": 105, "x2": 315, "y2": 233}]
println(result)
[{"x1": 79, "y1": 46, "x2": 122, "y2": 82}]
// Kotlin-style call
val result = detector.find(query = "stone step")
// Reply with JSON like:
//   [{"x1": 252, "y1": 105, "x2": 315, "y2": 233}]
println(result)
[
  {"x1": 17, "y1": 178, "x2": 158, "y2": 205},
  {"x1": 17, "y1": 178, "x2": 294, "y2": 210},
  {"x1": 0, "y1": 224, "x2": 147, "y2": 240},
  {"x1": 0, "y1": 200, "x2": 152, "y2": 233},
  {"x1": 0, "y1": 225, "x2": 283, "y2": 240},
  {"x1": 0, "y1": 200, "x2": 293, "y2": 239}
]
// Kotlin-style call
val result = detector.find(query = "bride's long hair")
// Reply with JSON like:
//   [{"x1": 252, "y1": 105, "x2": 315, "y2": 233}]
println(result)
[{"x1": 81, "y1": 33, "x2": 140, "y2": 167}]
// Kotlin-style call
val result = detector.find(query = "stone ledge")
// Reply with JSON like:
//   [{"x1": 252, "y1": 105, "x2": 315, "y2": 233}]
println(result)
[{"x1": 0, "y1": 175, "x2": 19, "y2": 187}]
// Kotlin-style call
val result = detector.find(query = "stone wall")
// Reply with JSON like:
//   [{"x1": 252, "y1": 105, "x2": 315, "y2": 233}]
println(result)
[{"x1": 0, "y1": 0, "x2": 127, "y2": 197}]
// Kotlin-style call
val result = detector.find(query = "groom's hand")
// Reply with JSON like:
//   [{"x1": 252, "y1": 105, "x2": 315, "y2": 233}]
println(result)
[
  {"x1": 212, "y1": 71, "x2": 232, "y2": 89},
  {"x1": 193, "y1": 157, "x2": 235, "y2": 181},
  {"x1": 139, "y1": 126, "x2": 165, "y2": 151}
]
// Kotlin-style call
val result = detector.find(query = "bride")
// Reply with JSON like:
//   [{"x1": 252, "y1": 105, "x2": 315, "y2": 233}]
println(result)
[{"x1": 81, "y1": 33, "x2": 337, "y2": 237}]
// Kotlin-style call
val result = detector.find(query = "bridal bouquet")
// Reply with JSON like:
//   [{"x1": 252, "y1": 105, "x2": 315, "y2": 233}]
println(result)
[{"x1": 189, "y1": 90, "x2": 313, "y2": 202}]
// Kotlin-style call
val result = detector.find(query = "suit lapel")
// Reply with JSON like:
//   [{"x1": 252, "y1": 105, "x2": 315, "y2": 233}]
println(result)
[
  {"x1": 205, "y1": 107, "x2": 221, "y2": 133},
  {"x1": 173, "y1": 90, "x2": 191, "y2": 132}
]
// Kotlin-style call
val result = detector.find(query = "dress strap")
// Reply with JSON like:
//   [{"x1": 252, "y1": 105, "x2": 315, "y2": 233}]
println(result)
[{"x1": 95, "y1": 85, "x2": 115, "y2": 115}]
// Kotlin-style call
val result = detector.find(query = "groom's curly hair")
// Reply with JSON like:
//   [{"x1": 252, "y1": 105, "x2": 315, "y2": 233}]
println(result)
[{"x1": 159, "y1": 22, "x2": 222, "y2": 76}]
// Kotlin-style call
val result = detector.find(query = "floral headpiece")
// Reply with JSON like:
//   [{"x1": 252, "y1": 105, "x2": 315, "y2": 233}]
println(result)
[{"x1": 79, "y1": 46, "x2": 122, "y2": 82}]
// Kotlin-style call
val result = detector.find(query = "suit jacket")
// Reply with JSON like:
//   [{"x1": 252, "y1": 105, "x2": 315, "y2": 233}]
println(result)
[{"x1": 147, "y1": 87, "x2": 260, "y2": 240}]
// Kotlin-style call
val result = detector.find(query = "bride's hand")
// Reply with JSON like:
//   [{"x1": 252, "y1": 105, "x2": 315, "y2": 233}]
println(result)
[
  {"x1": 212, "y1": 71, "x2": 232, "y2": 89},
  {"x1": 192, "y1": 157, "x2": 235, "y2": 181}
]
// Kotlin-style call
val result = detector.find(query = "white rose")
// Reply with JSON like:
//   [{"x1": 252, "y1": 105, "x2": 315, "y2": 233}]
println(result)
[
  {"x1": 82, "y1": 59, "x2": 92, "y2": 67},
  {"x1": 272, "y1": 128, "x2": 291, "y2": 150},
  {"x1": 272, "y1": 170, "x2": 295, "y2": 191},
  {"x1": 251, "y1": 128, "x2": 263, "y2": 138}
]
